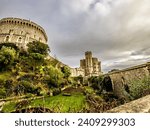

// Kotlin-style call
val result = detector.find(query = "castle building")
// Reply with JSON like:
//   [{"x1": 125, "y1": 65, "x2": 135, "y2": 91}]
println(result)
[
  {"x1": 71, "y1": 51, "x2": 102, "y2": 77},
  {"x1": 0, "y1": 17, "x2": 48, "y2": 49},
  {"x1": 0, "y1": 17, "x2": 101, "y2": 78}
]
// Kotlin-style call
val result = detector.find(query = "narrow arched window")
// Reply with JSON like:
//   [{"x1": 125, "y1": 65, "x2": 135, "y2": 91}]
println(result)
[
  {"x1": 5, "y1": 35, "x2": 10, "y2": 42},
  {"x1": 25, "y1": 36, "x2": 29, "y2": 43},
  {"x1": 39, "y1": 37, "x2": 42, "y2": 42},
  {"x1": 18, "y1": 37, "x2": 22, "y2": 43}
]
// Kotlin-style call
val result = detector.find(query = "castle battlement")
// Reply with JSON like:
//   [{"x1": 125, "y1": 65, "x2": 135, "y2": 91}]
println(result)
[{"x1": 0, "y1": 17, "x2": 48, "y2": 49}]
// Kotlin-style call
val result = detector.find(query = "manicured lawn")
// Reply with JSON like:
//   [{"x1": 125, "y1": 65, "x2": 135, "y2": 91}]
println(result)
[
  {"x1": 2, "y1": 93, "x2": 86, "y2": 112},
  {"x1": 31, "y1": 93, "x2": 86, "y2": 112}
]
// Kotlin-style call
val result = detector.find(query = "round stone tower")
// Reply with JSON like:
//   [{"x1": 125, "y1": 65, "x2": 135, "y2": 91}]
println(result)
[{"x1": 0, "y1": 17, "x2": 48, "y2": 49}]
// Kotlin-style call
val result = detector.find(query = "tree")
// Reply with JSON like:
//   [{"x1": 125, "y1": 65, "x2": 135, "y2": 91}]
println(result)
[
  {"x1": 26, "y1": 41, "x2": 50, "y2": 72},
  {"x1": 15, "y1": 80, "x2": 40, "y2": 95},
  {"x1": 88, "y1": 76, "x2": 103, "y2": 90},
  {"x1": 0, "y1": 42, "x2": 19, "y2": 51},
  {"x1": 27, "y1": 41, "x2": 50, "y2": 55},
  {"x1": 61, "y1": 66, "x2": 71, "y2": 78},
  {"x1": 29, "y1": 53, "x2": 44, "y2": 71},
  {"x1": 44, "y1": 65, "x2": 64, "y2": 88},
  {"x1": 0, "y1": 46, "x2": 17, "y2": 70}
]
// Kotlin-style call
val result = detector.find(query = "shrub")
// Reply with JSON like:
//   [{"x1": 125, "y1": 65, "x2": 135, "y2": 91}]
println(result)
[
  {"x1": 4, "y1": 79, "x2": 14, "y2": 97},
  {"x1": 18, "y1": 73, "x2": 35, "y2": 81},
  {"x1": 129, "y1": 76, "x2": 150, "y2": 99},
  {"x1": 61, "y1": 66, "x2": 71, "y2": 78},
  {"x1": 33, "y1": 87, "x2": 42, "y2": 96},
  {"x1": 28, "y1": 53, "x2": 44, "y2": 71},
  {"x1": 73, "y1": 75, "x2": 84, "y2": 85},
  {"x1": 0, "y1": 88, "x2": 6, "y2": 98},
  {"x1": 43, "y1": 65, "x2": 64, "y2": 88},
  {"x1": 0, "y1": 42, "x2": 19, "y2": 51},
  {"x1": 88, "y1": 76, "x2": 103, "y2": 90},
  {"x1": 20, "y1": 80, "x2": 34, "y2": 89},
  {"x1": 52, "y1": 88, "x2": 61, "y2": 96},
  {"x1": 0, "y1": 78, "x2": 5, "y2": 87},
  {"x1": 0, "y1": 46, "x2": 17, "y2": 70},
  {"x1": 16, "y1": 80, "x2": 36, "y2": 95},
  {"x1": 27, "y1": 41, "x2": 50, "y2": 55}
]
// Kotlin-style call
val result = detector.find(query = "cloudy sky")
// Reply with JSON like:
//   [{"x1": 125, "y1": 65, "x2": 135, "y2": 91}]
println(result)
[{"x1": 0, "y1": 0, "x2": 150, "y2": 72}]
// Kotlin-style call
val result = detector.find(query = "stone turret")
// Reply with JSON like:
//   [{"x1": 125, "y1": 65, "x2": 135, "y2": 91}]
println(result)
[
  {"x1": 85, "y1": 51, "x2": 93, "y2": 76},
  {"x1": 82, "y1": 51, "x2": 102, "y2": 76},
  {"x1": 0, "y1": 17, "x2": 48, "y2": 49},
  {"x1": 71, "y1": 51, "x2": 102, "y2": 77}
]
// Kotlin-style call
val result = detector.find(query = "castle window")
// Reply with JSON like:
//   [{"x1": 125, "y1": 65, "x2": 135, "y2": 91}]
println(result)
[
  {"x1": 25, "y1": 36, "x2": 29, "y2": 43},
  {"x1": 17, "y1": 37, "x2": 22, "y2": 43},
  {"x1": 9, "y1": 29, "x2": 14, "y2": 34},
  {"x1": 20, "y1": 31, "x2": 23, "y2": 35},
  {"x1": 5, "y1": 36, "x2": 10, "y2": 42},
  {"x1": 39, "y1": 37, "x2": 42, "y2": 42}
]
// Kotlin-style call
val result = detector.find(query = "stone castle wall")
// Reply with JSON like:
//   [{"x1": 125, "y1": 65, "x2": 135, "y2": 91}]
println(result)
[
  {"x1": 71, "y1": 67, "x2": 85, "y2": 77},
  {"x1": 106, "y1": 62, "x2": 150, "y2": 99},
  {"x1": 109, "y1": 62, "x2": 150, "y2": 86},
  {"x1": 0, "y1": 17, "x2": 48, "y2": 49}
]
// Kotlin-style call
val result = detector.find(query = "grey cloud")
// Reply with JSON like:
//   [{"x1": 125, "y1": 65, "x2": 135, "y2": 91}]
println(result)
[
  {"x1": 131, "y1": 48, "x2": 150, "y2": 56},
  {"x1": 0, "y1": 0, "x2": 150, "y2": 72},
  {"x1": 103, "y1": 55, "x2": 150, "y2": 72}
]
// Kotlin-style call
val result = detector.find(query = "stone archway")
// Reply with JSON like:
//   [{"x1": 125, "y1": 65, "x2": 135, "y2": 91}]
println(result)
[{"x1": 102, "y1": 75, "x2": 113, "y2": 92}]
